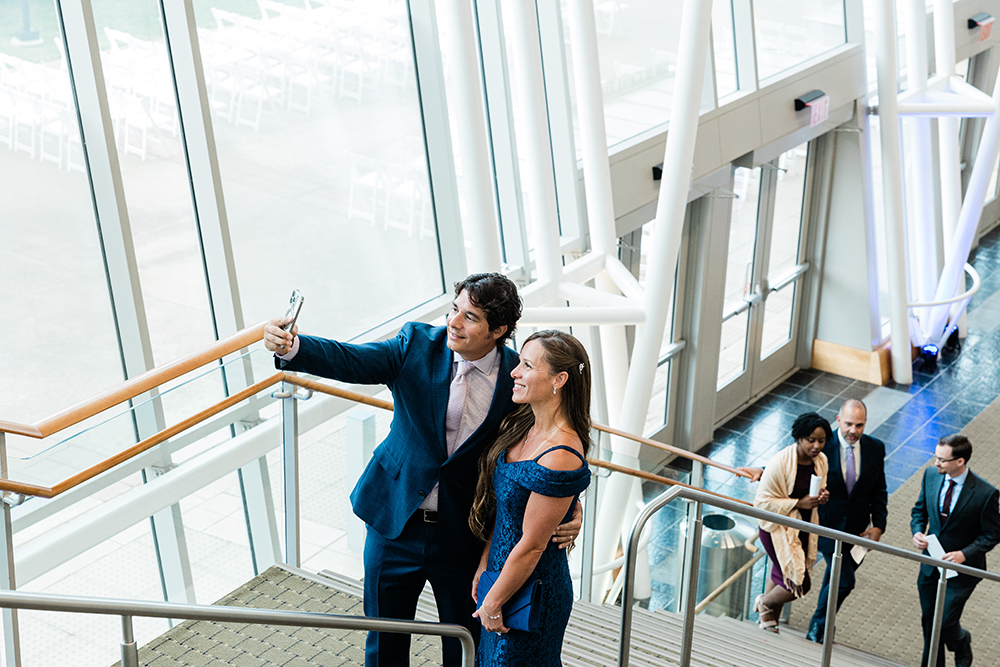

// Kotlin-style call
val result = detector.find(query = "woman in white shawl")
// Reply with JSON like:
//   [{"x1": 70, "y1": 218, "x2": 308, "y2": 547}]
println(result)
[{"x1": 752, "y1": 412, "x2": 831, "y2": 633}]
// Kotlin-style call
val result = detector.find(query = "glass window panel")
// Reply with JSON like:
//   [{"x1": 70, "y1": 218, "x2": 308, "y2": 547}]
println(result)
[
  {"x1": 91, "y1": 0, "x2": 224, "y2": 423},
  {"x1": 754, "y1": 1, "x2": 846, "y2": 81},
  {"x1": 1, "y1": 6, "x2": 124, "y2": 424},
  {"x1": 191, "y1": 0, "x2": 444, "y2": 342},
  {"x1": 761, "y1": 282, "x2": 796, "y2": 358},
  {"x1": 644, "y1": 360, "x2": 670, "y2": 436},
  {"x1": 768, "y1": 144, "x2": 808, "y2": 281},
  {"x1": 559, "y1": 0, "x2": 735, "y2": 153},
  {"x1": 712, "y1": 0, "x2": 737, "y2": 99},
  {"x1": 723, "y1": 166, "x2": 761, "y2": 314},
  {"x1": 717, "y1": 310, "x2": 750, "y2": 388}
]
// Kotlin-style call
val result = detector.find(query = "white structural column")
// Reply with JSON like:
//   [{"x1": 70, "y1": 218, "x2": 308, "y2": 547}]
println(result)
[
  {"x1": 873, "y1": 0, "x2": 913, "y2": 384},
  {"x1": 438, "y1": 0, "x2": 503, "y2": 273},
  {"x1": 933, "y1": 0, "x2": 967, "y2": 340},
  {"x1": 902, "y1": 0, "x2": 938, "y2": 340},
  {"x1": 593, "y1": 0, "x2": 716, "y2": 595},
  {"x1": 934, "y1": 0, "x2": 962, "y2": 254},
  {"x1": 565, "y1": 0, "x2": 643, "y2": 596},
  {"x1": 504, "y1": 0, "x2": 565, "y2": 286}
]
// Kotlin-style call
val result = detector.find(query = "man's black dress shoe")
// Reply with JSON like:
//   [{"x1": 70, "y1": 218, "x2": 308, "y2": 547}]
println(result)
[{"x1": 955, "y1": 629, "x2": 973, "y2": 667}]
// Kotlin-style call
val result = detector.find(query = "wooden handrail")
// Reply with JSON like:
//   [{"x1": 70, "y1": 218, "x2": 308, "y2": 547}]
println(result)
[
  {"x1": 0, "y1": 373, "x2": 285, "y2": 499},
  {"x1": 587, "y1": 459, "x2": 752, "y2": 507},
  {"x1": 0, "y1": 323, "x2": 752, "y2": 502},
  {"x1": 295, "y1": 379, "x2": 752, "y2": 481},
  {"x1": 593, "y1": 423, "x2": 752, "y2": 479},
  {"x1": 0, "y1": 323, "x2": 268, "y2": 440},
  {"x1": 283, "y1": 376, "x2": 394, "y2": 412}
]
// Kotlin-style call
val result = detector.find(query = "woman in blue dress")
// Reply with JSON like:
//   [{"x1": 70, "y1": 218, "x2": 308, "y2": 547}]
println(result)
[{"x1": 469, "y1": 330, "x2": 592, "y2": 666}]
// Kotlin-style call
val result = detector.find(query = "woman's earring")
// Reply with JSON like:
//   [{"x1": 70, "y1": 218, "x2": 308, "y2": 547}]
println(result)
[{"x1": 553, "y1": 386, "x2": 557, "y2": 395}]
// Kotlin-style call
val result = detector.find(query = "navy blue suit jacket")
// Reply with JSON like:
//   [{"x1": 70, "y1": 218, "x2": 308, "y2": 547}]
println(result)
[
  {"x1": 818, "y1": 433, "x2": 888, "y2": 554},
  {"x1": 277, "y1": 322, "x2": 519, "y2": 561},
  {"x1": 910, "y1": 466, "x2": 1000, "y2": 584}
]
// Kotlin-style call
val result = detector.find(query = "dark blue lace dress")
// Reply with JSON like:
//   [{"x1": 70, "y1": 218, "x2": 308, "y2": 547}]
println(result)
[{"x1": 477, "y1": 445, "x2": 591, "y2": 667}]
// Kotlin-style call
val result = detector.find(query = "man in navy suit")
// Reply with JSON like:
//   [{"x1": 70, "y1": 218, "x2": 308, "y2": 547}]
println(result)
[
  {"x1": 806, "y1": 399, "x2": 888, "y2": 643},
  {"x1": 912, "y1": 435, "x2": 1000, "y2": 667},
  {"x1": 264, "y1": 273, "x2": 578, "y2": 667}
]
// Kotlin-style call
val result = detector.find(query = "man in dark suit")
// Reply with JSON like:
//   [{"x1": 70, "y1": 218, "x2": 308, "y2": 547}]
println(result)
[
  {"x1": 911, "y1": 434, "x2": 1000, "y2": 667},
  {"x1": 264, "y1": 274, "x2": 578, "y2": 667},
  {"x1": 806, "y1": 399, "x2": 888, "y2": 643}
]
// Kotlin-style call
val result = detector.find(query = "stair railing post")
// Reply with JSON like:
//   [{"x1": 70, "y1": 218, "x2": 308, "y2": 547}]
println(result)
[
  {"x1": 120, "y1": 615, "x2": 138, "y2": 667},
  {"x1": 677, "y1": 460, "x2": 703, "y2": 613},
  {"x1": 927, "y1": 567, "x2": 949, "y2": 667},
  {"x1": 279, "y1": 382, "x2": 300, "y2": 567},
  {"x1": 0, "y1": 433, "x2": 21, "y2": 667},
  {"x1": 580, "y1": 429, "x2": 602, "y2": 603},
  {"x1": 820, "y1": 538, "x2": 843, "y2": 667},
  {"x1": 679, "y1": 500, "x2": 703, "y2": 667}
]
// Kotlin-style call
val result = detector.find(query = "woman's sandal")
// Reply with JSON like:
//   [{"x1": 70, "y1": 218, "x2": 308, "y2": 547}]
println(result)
[{"x1": 753, "y1": 594, "x2": 779, "y2": 633}]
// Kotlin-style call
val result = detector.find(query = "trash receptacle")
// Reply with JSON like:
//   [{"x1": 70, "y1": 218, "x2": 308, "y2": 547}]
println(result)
[{"x1": 696, "y1": 512, "x2": 757, "y2": 618}]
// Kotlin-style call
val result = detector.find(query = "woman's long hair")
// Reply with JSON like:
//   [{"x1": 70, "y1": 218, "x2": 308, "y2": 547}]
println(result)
[{"x1": 469, "y1": 330, "x2": 592, "y2": 541}]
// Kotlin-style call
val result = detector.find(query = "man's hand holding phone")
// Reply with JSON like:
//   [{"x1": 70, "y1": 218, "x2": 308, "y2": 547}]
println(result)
[{"x1": 264, "y1": 290, "x2": 304, "y2": 355}]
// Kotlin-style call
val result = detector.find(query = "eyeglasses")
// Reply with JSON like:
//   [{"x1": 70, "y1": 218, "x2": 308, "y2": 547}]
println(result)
[{"x1": 935, "y1": 456, "x2": 959, "y2": 463}]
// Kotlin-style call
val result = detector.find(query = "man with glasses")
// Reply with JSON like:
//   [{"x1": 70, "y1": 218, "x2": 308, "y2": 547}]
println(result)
[
  {"x1": 805, "y1": 399, "x2": 888, "y2": 644},
  {"x1": 911, "y1": 434, "x2": 1000, "y2": 667},
  {"x1": 263, "y1": 273, "x2": 580, "y2": 667}
]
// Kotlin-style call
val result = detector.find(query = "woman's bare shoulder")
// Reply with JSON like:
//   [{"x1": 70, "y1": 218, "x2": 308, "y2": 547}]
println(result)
[{"x1": 535, "y1": 436, "x2": 586, "y2": 471}]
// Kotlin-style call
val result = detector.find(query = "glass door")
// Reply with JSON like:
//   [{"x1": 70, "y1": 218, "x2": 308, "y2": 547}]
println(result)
[{"x1": 715, "y1": 142, "x2": 811, "y2": 420}]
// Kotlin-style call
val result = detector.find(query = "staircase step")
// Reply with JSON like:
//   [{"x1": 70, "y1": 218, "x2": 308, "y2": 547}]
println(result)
[{"x1": 128, "y1": 566, "x2": 907, "y2": 667}]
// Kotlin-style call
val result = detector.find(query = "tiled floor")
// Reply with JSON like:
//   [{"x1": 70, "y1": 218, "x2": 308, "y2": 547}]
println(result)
[{"x1": 642, "y1": 223, "x2": 1000, "y2": 613}]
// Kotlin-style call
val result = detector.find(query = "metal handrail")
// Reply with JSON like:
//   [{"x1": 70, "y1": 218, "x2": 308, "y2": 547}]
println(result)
[
  {"x1": 618, "y1": 486, "x2": 1000, "y2": 667},
  {"x1": 0, "y1": 587, "x2": 475, "y2": 667}
]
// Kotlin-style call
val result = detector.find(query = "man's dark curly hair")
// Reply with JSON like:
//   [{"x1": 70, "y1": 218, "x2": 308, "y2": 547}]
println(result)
[{"x1": 453, "y1": 273, "x2": 522, "y2": 347}]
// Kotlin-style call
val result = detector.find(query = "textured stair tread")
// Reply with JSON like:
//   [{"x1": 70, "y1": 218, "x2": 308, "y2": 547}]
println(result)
[
  {"x1": 127, "y1": 564, "x2": 443, "y2": 667},
  {"x1": 317, "y1": 568, "x2": 440, "y2": 621},
  {"x1": 129, "y1": 564, "x2": 908, "y2": 667},
  {"x1": 565, "y1": 600, "x2": 908, "y2": 667}
]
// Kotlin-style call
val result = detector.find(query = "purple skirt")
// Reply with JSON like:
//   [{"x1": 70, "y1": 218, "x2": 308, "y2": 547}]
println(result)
[{"x1": 759, "y1": 527, "x2": 812, "y2": 594}]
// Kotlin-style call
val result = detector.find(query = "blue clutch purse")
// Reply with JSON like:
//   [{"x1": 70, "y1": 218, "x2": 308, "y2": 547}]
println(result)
[{"x1": 477, "y1": 570, "x2": 543, "y2": 632}]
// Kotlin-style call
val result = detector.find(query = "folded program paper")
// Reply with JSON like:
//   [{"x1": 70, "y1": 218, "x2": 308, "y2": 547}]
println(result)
[{"x1": 925, "y1": 534, "x2": 959, "y2": 578}]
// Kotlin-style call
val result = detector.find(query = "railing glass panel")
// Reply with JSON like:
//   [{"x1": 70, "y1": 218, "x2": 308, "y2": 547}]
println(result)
[{"x1": 6, "y1": 349, "x2": 273, "y2": 488}]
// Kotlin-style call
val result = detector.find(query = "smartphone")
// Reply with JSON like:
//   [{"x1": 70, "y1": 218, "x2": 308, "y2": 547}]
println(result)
[{"x1": 282, "y1": 289, "x2": 304, "y2": 332}]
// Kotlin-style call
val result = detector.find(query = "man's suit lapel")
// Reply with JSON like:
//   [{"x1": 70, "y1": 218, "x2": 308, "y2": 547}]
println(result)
[
  {"x1": 948, "y1": 473, "x2": 977, "y2": 527},
  {"x1": 927, "y1": 469, "x2": 944, "y2": 534},
  {"x1": 826, "y1": 440, "x2": 846, "y2": 495},
  {"x1": 431, "y1": 342, "x2": 454, "y2": 457},
  {"x1": 854, "y1": 436, "x2": 878, "y2": 492}
]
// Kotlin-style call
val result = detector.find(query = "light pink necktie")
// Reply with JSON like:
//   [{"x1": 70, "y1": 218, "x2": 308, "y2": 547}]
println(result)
[{"x1": 445, "y1": 360, "x2": 472, "y2": 455}]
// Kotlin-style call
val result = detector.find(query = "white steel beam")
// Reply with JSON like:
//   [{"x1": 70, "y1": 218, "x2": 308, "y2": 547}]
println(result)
[
  {"x1": 504, "y1": 0, "x2": 564, "y2": 286},
  {"x1": 519, "y1": 307, "x2": 646, "y2": 326},
  {"x1": 593, "y1": 0, "x2": 716, "y2": 598},
  {"x1": 438, "y1": 0, "x2": 503, "y2": 273},
  {"x1": 925, "y1": 71, "x2": 1000, "y2": 345}
]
